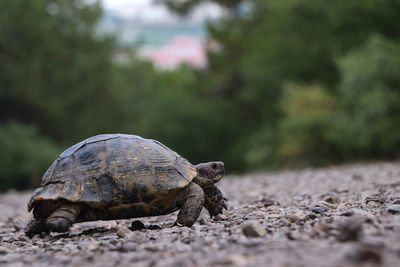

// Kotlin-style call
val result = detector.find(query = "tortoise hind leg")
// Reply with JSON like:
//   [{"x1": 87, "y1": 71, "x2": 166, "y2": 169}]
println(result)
[
  {"x1": 46, "y1": 203, "x2": 82, "y2": 233},
  {"x1": 25, "y1": 219, "x2": 48, "y2": 238},
  {"x1": 176, "y1": 183, "x2": 205, "y2": 227}
]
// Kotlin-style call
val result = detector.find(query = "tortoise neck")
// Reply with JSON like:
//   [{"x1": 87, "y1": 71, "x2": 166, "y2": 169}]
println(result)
[{"x1": 193, "y1": 176, "x2": 214, "y2": 189}]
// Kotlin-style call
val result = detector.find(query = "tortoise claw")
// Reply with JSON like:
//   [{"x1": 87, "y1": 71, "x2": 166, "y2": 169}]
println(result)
[
  {"x1": 162, "y1": 222, "x2": 178, "y2": 229},
  {"x1": 162, "y1": 221, "x2": 184, "y2": 229}
]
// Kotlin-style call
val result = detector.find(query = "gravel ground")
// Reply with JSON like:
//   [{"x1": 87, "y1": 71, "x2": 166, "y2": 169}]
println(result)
[{"x1": 1, "y1": 162, "x2": 400, "y2": 266}]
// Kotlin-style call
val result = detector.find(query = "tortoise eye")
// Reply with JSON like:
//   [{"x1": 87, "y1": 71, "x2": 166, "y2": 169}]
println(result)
[{"x1": 211, "y1": 163, "x2": 218, "y2": 170}]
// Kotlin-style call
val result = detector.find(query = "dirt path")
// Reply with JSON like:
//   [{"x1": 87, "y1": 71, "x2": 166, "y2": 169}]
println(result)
[{"x1": 1, "y1": 163, "x2": 400, "y2": 266}]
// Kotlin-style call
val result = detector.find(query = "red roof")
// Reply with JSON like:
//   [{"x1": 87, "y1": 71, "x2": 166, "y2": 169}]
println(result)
[{"x1": 142, "y1": 36, "x2": 207, "y2": 70}]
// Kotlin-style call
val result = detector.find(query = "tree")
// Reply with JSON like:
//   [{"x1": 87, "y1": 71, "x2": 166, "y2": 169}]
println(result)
[
  {"x1": 163, "y1": 0, "x2": 400, "y2": 169},
  {"x1": 331, "y1": 35, "x2": 400, "y2": 159},
  {"x1": 0, "y1": 122, "x2": 60, "y2": 191},
  {"x1": 0, "y1": 0, "x2": 117, "y2": 143}
]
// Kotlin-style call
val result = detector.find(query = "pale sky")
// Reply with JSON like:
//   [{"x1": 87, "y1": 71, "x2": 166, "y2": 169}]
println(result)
[
  {"x1": 100, "y1": 0, "x2": 225, "y2": 23},
  {"x1": 102, "y1": 0, "x2": 151, "y2": 9}
]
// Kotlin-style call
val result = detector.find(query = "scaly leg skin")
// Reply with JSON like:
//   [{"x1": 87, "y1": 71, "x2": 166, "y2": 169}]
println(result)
[
  {"x1": 46, "y1": 203, "x2": 82, "y2": 233},
  {"x1": 176, "y1": 183, "x2": 205, "y2": 227},
  {"x1": 24, "y1": 219, "x2": 48, "y2": 238},
  {"x1": 203, "y1": 185, "x2": 227, "y2": 218}
]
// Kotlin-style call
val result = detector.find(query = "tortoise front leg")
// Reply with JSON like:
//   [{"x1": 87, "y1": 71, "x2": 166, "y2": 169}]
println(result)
[
  {"x1": 176, "y1": 183, "x2": 205, "y2": 227},
  {"x1": 203, "y1": 185, "x2": 227, "y2": 218},
  {"x1": 46, "y1": 203, "x2": 82, "y2": 233}
]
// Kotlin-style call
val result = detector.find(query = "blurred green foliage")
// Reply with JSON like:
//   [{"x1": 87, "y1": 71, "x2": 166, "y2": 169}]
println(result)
[
  {"x1": 190, "y1": 0, "x2": 400, "y2": 171},
  {"x1": 1, "y1": 0, "x2": 400, "y2": 191},
  {"x1": 332, "y1": 34, "x2": 400, "y2": 159},
  {"x1": 277, "y1": 84, "x2": 338, "y2": 167},
  {"x1": 0, "y1": 123, "x2": 60, "y2": 191}
]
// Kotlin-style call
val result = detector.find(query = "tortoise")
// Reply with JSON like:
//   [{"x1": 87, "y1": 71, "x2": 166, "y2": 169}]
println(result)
[{"x1": 24, "y1": 134, "x2": 226, "y2": 237}]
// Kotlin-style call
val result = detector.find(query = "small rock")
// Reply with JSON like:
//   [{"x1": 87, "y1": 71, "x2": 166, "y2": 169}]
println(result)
[
  {"x1": 213, "y1": 214, "x2": 227, "y2": 221},
  {"x1": 212, "y1": 255, "x2": 247, "y2": 266},
  {"x1": 313, "y1": 220, "x2": 330, "y2": 233},
  {"x1": 365, "y1": 194, "x2": 386, "y2": 204},
  {"x1": 259, "y1": 198, "x2": 277, "y2": 207},
  {"x1": 131, "y1": 221, "x2": 146, "y2": 231},
  {"x1": 144, "y1": 246, "x2": 160, "y2": 252},
  {"x1": 306, "y1": 213, "x2": 317, "y2": 220},
  {"x1": 352, "y1": 173, "x2": 364, "y2": 181},
  {"x1": 324, "y1": 196, "x2": 340, "y2": 204},
  {"x1": 387, "y1": 204, "x2": 400, "y2": 214},
  {"x1": 311, "y1": 206, "x2": 329, "y2": 215},
  {"x1": 288, "y1": 213, "x2": 306, "y2": 224},
  {"x1": 367, "y1": 200, "x2": 379, "y2": 207},
  {"x1": 337, "y1": 217, "x2": 363, "y2": 242},
  {"x1": 180, "y1": 236, "x2": 196, "y2": 244},
  {"x1": 116, "y1": 226, "x2": 133, "y2": 238},
  {"x1": 318, "y1": 201, "x2": 337, "y2": 209},
  {"x1": 147, "y1": 224, "x2": 161, "y2": 230},
  {"x1": 339, "y1": 209, "x2": 355, "y2": 216},
  {"x1": 346, "y1": 240, "x2": 383, "y2": 263},
  {"x1": 111, "y1": 242, "x2": 136, "y2": 252},
  {"x1": 242, "y1": 221, "x2": 266, "y2": 238},
  {"x1": 285, "y1": 231, "x2": 296, "y2": 240},
  {"x1": 17, "y1": 235, "x2": 30, "y2": 242},
  {"x1": 391, "y1": 198, "x2": 400, "y2": 204},
  {"x1": 0, "y1": 247, "x2": 9, "y2": 255},
  {"x1": 122, "y1": 243, "x2": 137, "y2": 252},
  {"x1": 86, "y1": 242, "x2": 100, "y2": 252},
  {"x1": 199, "y1": 218, "x2": 207, "y2": 225}
]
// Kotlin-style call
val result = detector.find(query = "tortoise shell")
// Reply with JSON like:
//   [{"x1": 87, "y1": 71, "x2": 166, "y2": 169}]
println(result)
[{"x1": 28, "y1": 134, "x2": 197, "y2": 218}]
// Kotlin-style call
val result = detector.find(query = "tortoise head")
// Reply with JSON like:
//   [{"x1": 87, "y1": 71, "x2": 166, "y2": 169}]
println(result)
[{"x1": 194, "y1": 161, "x2": 225, "y2": 188}]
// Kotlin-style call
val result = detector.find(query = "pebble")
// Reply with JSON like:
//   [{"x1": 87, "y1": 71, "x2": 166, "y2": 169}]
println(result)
[
  {"x1": 365, "y1": 194, "x2": 386, "y2": 204},
  {"x1": 352, "y1": 173, "x2": 364, "y2": 181},
  {"x1": 242, "y1": 221, "x2": 266, "y2": 238},
  {"x1": 259, "y1": 198, "x2": 277, "y2": 207},
  {"x1": 339, "y1": 210, "x2": 355, "y2": 217},
  {"x1": 212, "y1": 255, "x2": 247, "y2": 266},
  {"x1": 324, "y1": 196, "x2": 340, "y2": 204},
  {"x1": 213, "y1": 214, "x2": 227, "y2": 221},
  {"x1": 120, "y1": 243, "x2": 137, "y2": 252},
  {"x1": 288, "y1": 213, "x2": 306, "y2": 224},
  {"x1": 306, "y1": 213, "x2": 317, "y2": 220},
  {"x1": 311, "y1": 206, "x2": 329, "y2": 215},
  {"x1": 346, "y1": 240, "x2": 383, "y2": 263},
  {"x1": 0, "y1": 247, "x2": 10, "y2": 255},
  {"x1": 391, "y1": 198, "x2": 400, "y2": 204},
  {"x1": 116, "y1": 226, "x2": 133, "y2": 238},
  {"x1": 336, "y1": 217, "x2": 363, "y2": 242},
  {"x1": 198, "y1": 218, "x2": 207, "y2": 225},
  {"x1": 387, "y1": 204, "x2": 400, "y2": 214},
  {"x1": 131, "y1": 220, "x2": 146, "y2": 231}
]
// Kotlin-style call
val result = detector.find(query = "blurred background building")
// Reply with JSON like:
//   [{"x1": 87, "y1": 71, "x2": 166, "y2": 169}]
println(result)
[{"x1": 100, "y1": 0, "x2": 224, "y2": 69}]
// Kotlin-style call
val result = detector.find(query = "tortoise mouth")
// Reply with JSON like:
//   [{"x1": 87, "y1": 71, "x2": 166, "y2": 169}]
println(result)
[{"x1": 213, "y1": 175, "x2": 223, "y2": 183}]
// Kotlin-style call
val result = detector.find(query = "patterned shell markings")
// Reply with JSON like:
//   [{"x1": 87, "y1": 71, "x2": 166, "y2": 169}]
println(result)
[{"x1": 28, "y1": 134, "x2": 198, "y2": 211}]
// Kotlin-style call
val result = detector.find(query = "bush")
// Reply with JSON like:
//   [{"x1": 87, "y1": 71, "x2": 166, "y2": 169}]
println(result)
[
  {"x1": 277, "y1": 83, "x2": 338, "y2": 166},
  {"x1": 0, "y1": 122, "x2": 60, "y2": 191},
  {"x1": 332, "y1": 35, "x2": 400, "y2": 159}
]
